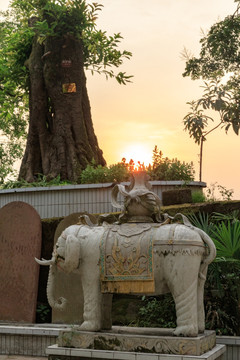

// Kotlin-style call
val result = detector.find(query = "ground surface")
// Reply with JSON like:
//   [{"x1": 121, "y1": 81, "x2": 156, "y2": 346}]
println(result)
[{"x1": 0, "y1": 357, "x2": 47, "y2": 360}]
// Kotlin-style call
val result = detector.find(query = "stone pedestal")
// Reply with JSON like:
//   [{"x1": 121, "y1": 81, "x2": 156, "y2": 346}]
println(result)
[
  {"x1": 46, "y1": 326, "x2": 225, "y2": 360},
  {"x1": 57, "y1": 326, "x2": 216, "y2": 356}
]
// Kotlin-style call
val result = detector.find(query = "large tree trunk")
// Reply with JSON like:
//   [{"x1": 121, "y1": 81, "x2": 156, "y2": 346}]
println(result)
[{"x1": 19, "y1": 34, "x2": 106, "y2": 182}]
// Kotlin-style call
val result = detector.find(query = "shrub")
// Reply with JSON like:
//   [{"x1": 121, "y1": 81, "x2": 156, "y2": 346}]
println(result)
[
  {"x1": 136, "y1": 294, "x2": 176, "y2": 328},
  {"x1": 2, "y1": 146, "x2": 195, "y2": 187},
  {"x1": 205, "y1": 261, "x2": 240, "y2": 335},
  {"x1": 78, "y1": 147, "x2": 196, "y2": 185},
  {"x1": 192, "y1": 191, "x2": 206, "y2": 203},
  {"x1": 205, "y1": 182, "x2": 234, "y2": 202},
  {"x1": 80, "y1": 162, "x2": 129, "y2": 184},
  {"x1": 36, "y1": 302, "x2": 51, "y2": 323},
  {"x1": 80, "y1": 164, "x2": 109, "y2": 184},
  {"x1": 147, "y1": 146, "x2": 195, "y2": 182},
  {"x1": 1, "y1": 174, "x2": 72, "y2": 189},
  {"x1": 187, "y1": 211, "x2": 240, "y2": 335}
]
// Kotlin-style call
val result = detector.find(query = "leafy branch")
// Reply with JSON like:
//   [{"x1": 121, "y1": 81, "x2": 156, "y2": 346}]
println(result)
[{"x1": 183, "y1": 79, "x2": 240, "y2": 180}]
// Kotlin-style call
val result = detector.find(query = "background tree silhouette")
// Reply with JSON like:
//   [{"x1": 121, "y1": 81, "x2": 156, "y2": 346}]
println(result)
[{"x1": 183, "y1": 1, "x2": 240, "y2": 181}]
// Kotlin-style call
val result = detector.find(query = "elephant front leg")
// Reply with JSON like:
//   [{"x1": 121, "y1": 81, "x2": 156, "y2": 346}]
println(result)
[{"x1": 79, "y1": 269, "x2": 103, "y2": 331}]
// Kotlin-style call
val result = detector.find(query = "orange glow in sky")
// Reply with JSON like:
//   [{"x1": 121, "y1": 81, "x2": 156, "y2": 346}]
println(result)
[{"x1": 120, "y1": 144, "x2": 153, "y2": 168}]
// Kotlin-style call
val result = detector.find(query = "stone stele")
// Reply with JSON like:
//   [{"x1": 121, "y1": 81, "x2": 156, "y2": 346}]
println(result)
[
  {"x1": 57, "y1": 326, "x2": 216, "y2": 356},
  {"x1": 0, "y1": 201, "x2": 42, "y2": 322}
]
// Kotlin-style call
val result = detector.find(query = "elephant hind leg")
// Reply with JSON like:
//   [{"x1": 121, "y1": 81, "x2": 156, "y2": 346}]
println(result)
[
  {"x1": 197, "y1": 265, "x2": 208, "y2": 333},
  {"x1": 173, "y1": 278, "x2": 198, "y2": 337}
]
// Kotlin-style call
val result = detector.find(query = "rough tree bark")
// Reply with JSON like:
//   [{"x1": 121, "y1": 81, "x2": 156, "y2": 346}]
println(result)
[{"x1": 19, "y1": 33, "x2": 106, "y2": 182}]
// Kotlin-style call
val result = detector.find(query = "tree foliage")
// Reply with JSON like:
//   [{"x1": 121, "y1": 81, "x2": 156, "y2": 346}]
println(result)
[
  {"x1": 183, "y1": 0, "x2": 240, "y2": 80},
  {"x1": 182, "y1": 2, "x2": 240, "y2": 180},
  {"x1": 79, "y1": 146, "x2": 195, "y2": 184},
  {"x1": 183, "y1": 80, "x2": 238, "y2": 145},
  {"x1": 0, "y1": 0, "x2": 132, "y2": 181},
  {"x1": 147, "y1": 145, "x2": 195, "y2": 181},
  {"x1": 0, "y1": 146, "x2": 195, "y2": 187}
]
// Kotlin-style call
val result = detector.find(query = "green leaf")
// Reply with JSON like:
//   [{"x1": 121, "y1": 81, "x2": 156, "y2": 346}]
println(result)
[{"x1": 232, "y1": 121, "x2": 240, "y2": 135}]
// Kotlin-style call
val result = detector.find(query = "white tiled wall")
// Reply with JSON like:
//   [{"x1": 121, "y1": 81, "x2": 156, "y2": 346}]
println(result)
[{"x1": 0, "y1": 181, "x2": 206, "y2": 219}]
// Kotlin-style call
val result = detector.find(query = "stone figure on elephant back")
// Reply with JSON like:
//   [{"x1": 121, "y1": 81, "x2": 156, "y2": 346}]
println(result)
[{"x1": 36, "y1": 171, "x2": 216, "y2": 337}]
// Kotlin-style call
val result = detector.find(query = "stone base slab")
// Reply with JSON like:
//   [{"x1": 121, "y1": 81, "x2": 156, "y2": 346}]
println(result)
[
  {"x1": 57, "y1": 326, "x2": 216, "y2": 356},
  {"x1": 47, "y1": 343, "x2": 226, "y2": 360}
]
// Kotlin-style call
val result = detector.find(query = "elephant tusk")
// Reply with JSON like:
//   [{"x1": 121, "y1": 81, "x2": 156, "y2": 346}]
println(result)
[{"x1": 35, "y1": 257, "x2": 55, "y2": 266}]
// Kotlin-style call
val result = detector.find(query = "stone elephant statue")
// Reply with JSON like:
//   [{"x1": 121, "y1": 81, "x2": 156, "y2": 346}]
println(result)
[{"x1": 36, "y1": 220, "x2": 216, "y2": 337}]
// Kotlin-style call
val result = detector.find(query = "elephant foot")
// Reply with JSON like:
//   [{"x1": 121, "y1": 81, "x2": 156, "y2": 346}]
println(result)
[
  {"x1": 173, "y1": 325, "x2": 198, "y2": 337},
  {"x1": 79, "y1": 320, "x2": 101, "y2": 332},
  {"x1": 198, "y1": 324, "x2": 205, "y2": 334}
]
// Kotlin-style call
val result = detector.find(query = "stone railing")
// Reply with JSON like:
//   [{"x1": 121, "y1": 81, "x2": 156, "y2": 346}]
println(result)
[
  {"x1": 216, "y1": 336, "x2": 240, "y2": 360},
  {"x1": 0, "y1": 180, "x2": 206, "y2": 219}
]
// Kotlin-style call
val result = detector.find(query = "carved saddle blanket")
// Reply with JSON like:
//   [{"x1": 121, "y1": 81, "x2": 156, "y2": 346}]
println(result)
[{"x1": 100, "y1": 223, "x2": 155, "y2": 294}]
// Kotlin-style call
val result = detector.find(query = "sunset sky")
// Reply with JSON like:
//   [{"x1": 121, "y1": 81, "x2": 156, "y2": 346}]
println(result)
[{"x1": 0, "y1": 0, "x2": 240, "y2": 199}]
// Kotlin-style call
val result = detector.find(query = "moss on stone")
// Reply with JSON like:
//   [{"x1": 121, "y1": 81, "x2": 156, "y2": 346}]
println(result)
[
  {"x1": 92, "y1": 336, "x2": 121, "y2": 350},
  {"x1": 161, "y1": 200, "x2": 240, "y2": 218},
  {"x1": 133, "y1": 346, "x2": 156, "y2": 353}
]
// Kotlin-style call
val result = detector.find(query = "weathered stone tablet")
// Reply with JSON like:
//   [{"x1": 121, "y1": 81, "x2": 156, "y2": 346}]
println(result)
[{"x1": 0, "y1": 201, "x2": 42, "y2": 322}]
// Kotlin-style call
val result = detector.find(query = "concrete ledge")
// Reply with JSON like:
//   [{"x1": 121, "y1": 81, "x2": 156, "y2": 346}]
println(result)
[
  {"x1": 46, "y1": 343, "x2": 226, "y2": 360},
  {"x1": 0, "y1": 325, "x2": 64, "y2": 336},
  {"x1": 216, "y1": 335, "x2": 240, "y2": 345}
]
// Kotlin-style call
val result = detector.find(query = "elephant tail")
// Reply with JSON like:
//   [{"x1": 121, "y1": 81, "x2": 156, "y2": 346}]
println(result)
[
  {"x1": 194, "y1": 227, "x2": 216, "y2": 280},
  {"x1": 196, "y1": 228, "x2": 216, "y2": 265},
  {"x1": 46, "y1": 264, "x2": 67, "y2": 311}
]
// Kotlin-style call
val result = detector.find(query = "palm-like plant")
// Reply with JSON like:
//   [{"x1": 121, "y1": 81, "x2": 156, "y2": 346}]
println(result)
[
  {"x1": 187, "y1": 212, "x2": 215, "y2": 237},
  {"x1": 211, "y1": 210, "x2": 240, "y2": 224},
  {"x1": 211, "y1": 220, "x2": 240, "y2": 260}
]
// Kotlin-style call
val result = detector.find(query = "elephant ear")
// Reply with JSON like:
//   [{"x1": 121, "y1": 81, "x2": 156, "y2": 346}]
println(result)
[{"x1": 64, "y1": 234, "x2": 81, "y2": 273}]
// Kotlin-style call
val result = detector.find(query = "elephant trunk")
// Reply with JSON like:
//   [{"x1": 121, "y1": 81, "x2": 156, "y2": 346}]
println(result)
[{"x1": 46, "y1": 264, "x2": 67, "y2": 311}]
